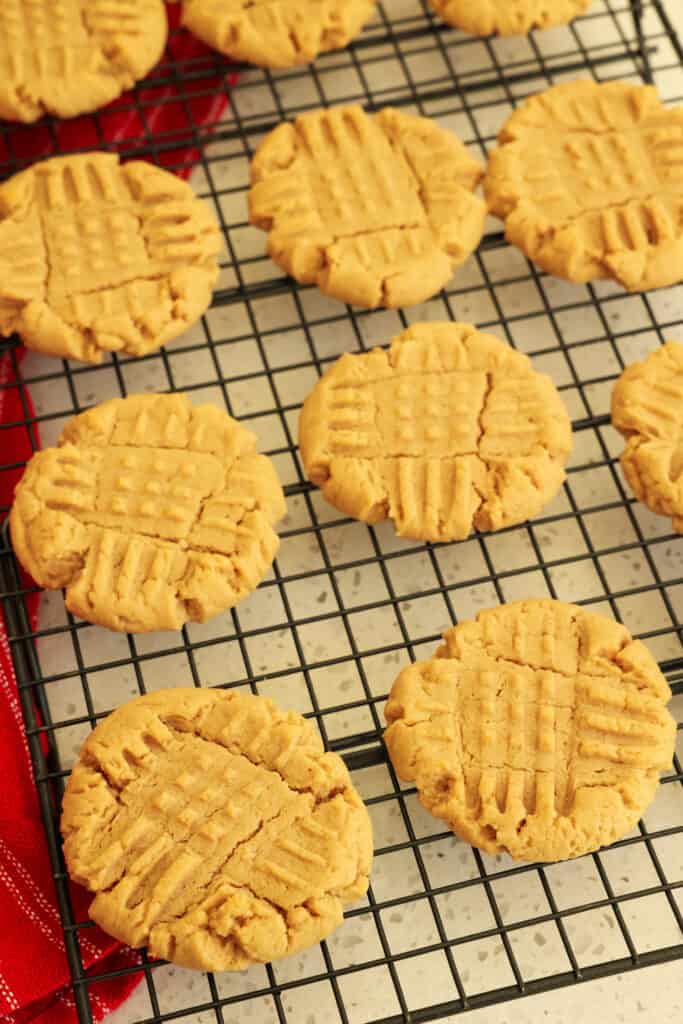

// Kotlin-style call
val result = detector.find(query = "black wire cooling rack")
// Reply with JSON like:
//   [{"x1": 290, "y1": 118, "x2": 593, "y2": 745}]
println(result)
[{"x1": 1, "y1": 2, "x2": 683, "y2": 1022}]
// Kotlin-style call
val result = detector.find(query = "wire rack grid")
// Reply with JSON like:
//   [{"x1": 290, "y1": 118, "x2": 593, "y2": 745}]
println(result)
[{"x1": 1, "y1": 2, "x2": 683, "y2": 1022}]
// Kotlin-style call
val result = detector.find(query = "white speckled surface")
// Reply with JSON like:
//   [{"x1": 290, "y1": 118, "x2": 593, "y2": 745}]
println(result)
[{"x1": 16, "y1": 0, "x2": 683, "y2": 1021}]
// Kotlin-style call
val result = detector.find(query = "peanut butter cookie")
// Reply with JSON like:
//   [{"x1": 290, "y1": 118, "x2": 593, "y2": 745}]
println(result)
[
  {"x1": 0, "y1": 0, "x2": 167, "y2": 123},
  {"x1": 62, "y1": 688, "x2": 373, "y2": 970},
  {"x1": 299, "y1": 322, "x2": 572, "y2": 541},
  {"x1": 385, "y1": 599, "x2": 676, "y2": 862},
  {"x1": 485, "y1": 80, "x2": 683, "y2": 291},
  {"x1": 11, "y1": 393, "x2": 285, "y2": 632},
  {"x1": 0, "y1": 153, "x2": 221, "y2": 363},
  {"x1": 249, "y1": 105, "x2": 486, "y2": 309},
  {"x1": 612, "y1": 341, "x2": 683, "y2": 532},
  {"x1": 429, "y1": 0, "x2": 592, "y2": 37},
  {"x1": 180, "y1": 0, "x2": 375, "y2": 68}
]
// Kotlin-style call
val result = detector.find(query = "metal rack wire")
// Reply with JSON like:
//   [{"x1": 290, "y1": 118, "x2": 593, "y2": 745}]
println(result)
[{"x1": 1, "y1": 2, "x2": 682, "y2": 1022}]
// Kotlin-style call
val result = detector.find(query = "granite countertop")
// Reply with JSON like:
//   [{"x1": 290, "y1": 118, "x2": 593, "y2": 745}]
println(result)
[{"x1": 19, "y1": 1, "x2": 683, "y2": 1021}]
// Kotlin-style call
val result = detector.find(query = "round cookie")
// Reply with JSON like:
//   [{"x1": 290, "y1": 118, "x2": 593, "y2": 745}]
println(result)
[
  {"x1": 180, "y1": 0, "x2": 376, "y2": 68},
  {"x1": 0, "y1": 0, "x2": 167, "y2": 123},
  {"x1": 612, "y1": 341, "x2": 683, "y2": 532},
  {"x1": 429, "y1": 0, "x2": 592, "y2": 36},
  {"x1": 62, "y1": 688, "x2": 373, "y2": 970},
  {"x1": 10, "y1": 393, "x2": 285, "y2": 632},
  {"x1": 0, "y1": 153, "x2": 221, "y2": 364},
  {"x1": 485, "y1": 80, "x2": 683, "y2": 292},
  {"x1": 385, "y1": 599, "x2": 676, "y2": 862},
  {"x1": 299, "y1": 322, "x2": 572, "y2": 541},
  {"x1": 249, "y1": 105, "x2": 486, "y2": 309}
]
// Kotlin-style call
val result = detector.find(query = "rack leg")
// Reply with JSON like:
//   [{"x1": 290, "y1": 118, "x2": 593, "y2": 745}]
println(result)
[{"x1": 631, "y1": 0, "x2": 654, "y2": 83}]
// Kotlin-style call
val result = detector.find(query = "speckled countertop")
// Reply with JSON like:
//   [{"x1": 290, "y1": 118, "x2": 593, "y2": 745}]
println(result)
[{"x1": 18, "y1": 1, "x2": 683, "y2": 1021}]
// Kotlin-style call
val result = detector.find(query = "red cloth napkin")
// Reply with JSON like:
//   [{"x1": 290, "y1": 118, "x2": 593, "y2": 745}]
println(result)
[
  {"x1": 1, "y1": 350, "x2": 145, "y2": 1022},
  {"x1": 0, "y1": 6, "x2": 231, "y2": 1020},
  {"x1": 0, "y1": 5, "x2": 231, "y2": 173}
]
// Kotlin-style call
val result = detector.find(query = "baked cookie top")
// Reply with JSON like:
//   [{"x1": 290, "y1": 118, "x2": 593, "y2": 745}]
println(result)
[
  {"x1": 249, "y1": 105, "x2": 486, "y2": 309},
  {"x1": 299, "y1": 322, "x2": 572, "y2": 541},
  {"x1": 10, "y1": 393, "x2": 285, "y2": 632},
  {"x1": 385, "y1": 599, "x2": 676, "y2": 862},
  {"x1": 0, "y1": 0, "x2": 167, "y2": 123},
  {"x1": 180, "y1": 0, "x2": 375, "y2": 68},
  {"x1": 0, "y1": 153, "x2": 221, "y2": 364},
  {"x1": 485, "y1": 80, "x2": 683, "y2": 292},
  {"x1": 62, "y1": 688, "x2": 373, "y2": 970},
  {"x1": 429, "y1": 0, "x2": 592, "y2": 36},
  {"x1": 612, "y1": 341, "x2": 683, "y2": 533}
]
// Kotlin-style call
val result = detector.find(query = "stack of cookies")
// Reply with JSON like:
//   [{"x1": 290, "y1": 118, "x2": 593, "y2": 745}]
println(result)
[{"x1": 2, "y1": 0, "x2": 679, "y2": 974}]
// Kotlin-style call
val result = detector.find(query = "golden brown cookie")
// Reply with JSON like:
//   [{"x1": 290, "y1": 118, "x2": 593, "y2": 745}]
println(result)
[
  {"x1": 485, "y1": 80, "x2": 683, "y2": 291},
  {"x1": 385, "y1": 599, "x2": 676, "y2": 862},
  {"x1": 429, "y1": 0, "x2": 592, "y2": 36},
  {"x1": 0, "y1": 0, "x2": 167, "y2": 123},
  {"x1": 10, "y1": 393, "x2": 285, "y2": 632},
  {"x1": 0, "y1": 153, "x2": 221, "y2": 364},
  {"x1": 612, "y1": 341, "x2": 683, "y2": 532},
  {"x1": 249, "y1": 105, "x2": 486, "y2": 309},
  {"x1": 299, "y1": 322, "x2": 572, "y2": 541},
  {"x1": 179, "y1": 0, "x2": 375, "y2": 68},
  {"x1": 62, "y1": 687, "x2": 373, "y2": 970}
]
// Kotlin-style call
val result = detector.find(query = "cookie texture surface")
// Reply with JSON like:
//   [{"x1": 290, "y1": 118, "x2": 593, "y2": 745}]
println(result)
[
  {"x1": 10, "y1": 394, "x2": 285, "y2": 632},
  {"x1": 385, "y1": 600, "x2": 676, "y2": 862},
  {"x1": 0, "y1": 0, "x2": 167, "y2": 123},
  {"x1": 485, "y1": 80, "x2": 683, "y2": 291},
  {"x1": 612, "y1": 341, "x2": 683, "y2": 532},
  {"x1": 299, "y1": 322, "x2": 572, "y2": 541},
  {"x1": 0, "y1": 153, "x2": 221, "y2": 364},
  {"x1": 430, "y1": 0, "x2": 592, "y2": 36},
  {"x1": 180, "y1": 0, "x2": 375, "y2": 68},
  {"x1": 249, "y1": 105, "x2": 486, "y2": 308},
  {"x1": 62, "y1": 688, "x2": 373, "y2": 970}
]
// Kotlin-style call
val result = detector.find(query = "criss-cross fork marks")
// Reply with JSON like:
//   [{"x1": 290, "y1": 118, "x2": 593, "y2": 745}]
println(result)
[
  {"x1": 328, "y1": 372, "x2": 488, "y2": 459},
  {"x1": 249, "y1": 105, "x2": 486, "y2": 307},
  {"x1": 326, "y1": 370, "x2": 554, "y2": 461},
  {"x1": 31, "y1": 156, "x2": 216, "y2": 299},
  {"x1": 429, "y1": 0, "x2": 592, "y2": 36},
  {"x1": 37, "y1": 445, "x2": 252, "y2": 551},
  {"x1": 561, "y1": 133, "x2": 654, "y2": 199},
  {"x1": 408, "y1": 658, "x2": 672, "y2": 821},
  {"x1": 29, "y1": 438, "x2": 276, "y2": 629},
  {"x1": 0, "y1": 0, "x2": 86, "y2": 79},
  {"x1": 0, "y1": 0, "x2": 166, "y2": 122},
  {"x1": 486, "y1": 81, "x2": 683, "y2": 290},
  {"x1": 295, "y1": 106, "x2": 427, "y2": 237},
  {"x1": 11, "y1": 395, "x2": 285, "y2": 630},
  {"x1": 0, "y1": 153, "x2": 221, "y2": 361},
  {"x1": 384, "y1": 601, "x2": 676, "y2": 859},
  {"x1": 515, "y1": 128, "x2": 681, "y2": 252},
  {"x1": 61, "y1": 690, "x2": 372, "y2": 969},
  {"x1": 300, "y1": 325, "x2": 572, "y2": 541},
  {"x1": 181, "y1": 0, "x2": 375, "y2": 68},
  {"x1": 27, "y1": 433, "x2": 278, "y2": 629},
  {"x1": 322, "y1": 369, "x2": 526, "y2": 536},
  {"x1": 86, "y1": 737, "x2": 347, "y2": 944},
  {"x1": 1, "y1": 0, "x2": 150, "y2": 55}
]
